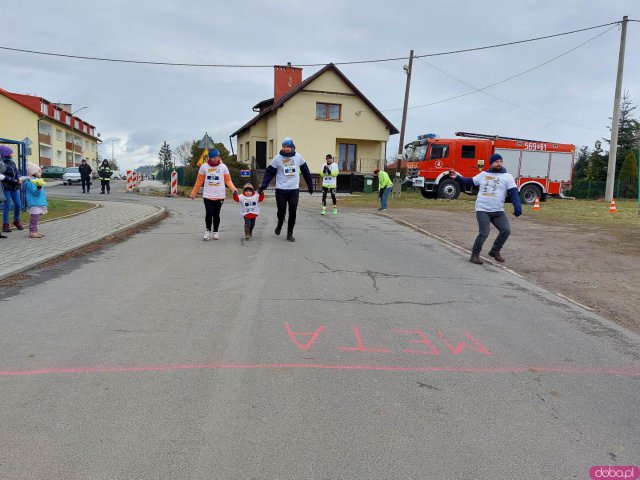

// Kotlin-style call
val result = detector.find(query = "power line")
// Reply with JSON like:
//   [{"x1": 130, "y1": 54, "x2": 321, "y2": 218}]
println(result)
[
  {"x1": 382, "y1": 24, "x2": 616, "y2": 122},
  {"x1": 0, "y1": 21, "x2": 622, "y2": 68}
]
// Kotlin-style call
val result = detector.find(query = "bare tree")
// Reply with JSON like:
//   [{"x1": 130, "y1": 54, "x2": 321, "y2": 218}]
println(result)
[{"x1": 175, "y1": 141, "x2": 193, "y2": 166}]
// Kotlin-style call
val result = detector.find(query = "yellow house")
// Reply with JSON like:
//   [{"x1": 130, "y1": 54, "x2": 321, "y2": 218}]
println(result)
[
  {"x1": 0, "y1": 88, "x2": 100, "y2": 168},
  {"x1": 231, "y1": 64, "x2": 398, "y2": 174}
]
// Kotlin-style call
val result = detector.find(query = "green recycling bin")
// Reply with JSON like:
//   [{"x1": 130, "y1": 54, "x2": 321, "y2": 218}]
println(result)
[{"x1": 364, "y1": 175, "x2": 374, "y2": 194}]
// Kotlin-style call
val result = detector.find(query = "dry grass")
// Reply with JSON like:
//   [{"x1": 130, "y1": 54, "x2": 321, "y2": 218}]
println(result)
[{"x1": 339, "y1": 192, "x2": 640, "y2": 228}]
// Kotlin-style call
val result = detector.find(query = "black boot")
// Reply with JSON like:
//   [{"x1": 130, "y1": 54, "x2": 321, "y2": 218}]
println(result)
[
  {"x1": 244, "y1": 226, "x2": 250, "y2": 240},
  {"x1": 274, "y1": 222, "x2": 283, "y2": 235},
  {"x1": 286, "y1": 231, "x2": 295, "y2": 242}
]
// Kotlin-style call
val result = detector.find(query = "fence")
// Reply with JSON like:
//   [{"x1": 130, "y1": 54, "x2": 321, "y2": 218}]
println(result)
[{"x1": 568, "y1": 179, "x2": 638, "y2": 199}]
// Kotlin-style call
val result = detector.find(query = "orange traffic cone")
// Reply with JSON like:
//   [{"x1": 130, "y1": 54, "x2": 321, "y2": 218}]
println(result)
[
  {"x1": 532, "y1": 197, "x2": 540, "y2": 211},
  {"x1": 609, "y1": 198, "x2": 617, "y2": 213}
]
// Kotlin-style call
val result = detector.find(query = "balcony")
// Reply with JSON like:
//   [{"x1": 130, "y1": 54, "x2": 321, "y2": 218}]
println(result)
[
  {"x1": 74, "y1": 144, "x2": 82, "y2": 153},
  {"x1": 39, "y1": 133, "x2": 52, "y2": 145},
  {"x1": 66, "y1": 142, "x2": 73, "y2": 151},
  {"x1": 40, "y1": 157, "x2": 52, "y2": 166}
]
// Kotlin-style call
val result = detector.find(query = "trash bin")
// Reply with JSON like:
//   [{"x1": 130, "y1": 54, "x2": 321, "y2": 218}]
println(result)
[{"x1": 364, "y1": 175, "x2": 374, "y2": 193}]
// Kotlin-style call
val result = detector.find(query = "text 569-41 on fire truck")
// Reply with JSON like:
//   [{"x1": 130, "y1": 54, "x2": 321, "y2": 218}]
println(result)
[{"x1": 401, "y1": 132, "x2": 575, "y2": 205}]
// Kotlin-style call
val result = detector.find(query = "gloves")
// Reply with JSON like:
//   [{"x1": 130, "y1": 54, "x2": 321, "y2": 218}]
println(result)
[
  {"x1": 513, "y1": 207, "x2": 522, "y2": 217},
  {"x1": 258, "y1": 187, "x2": 264, "y2": 194},
  {"x1": 308, "y1": 189, "x2": 313, "y2": 195},
  {"x1": 322, "y1": 166, "x2": 329, "y2": 175},
  {"x1": 233, "y1": 190, "x2": 238, "y2": 196}
]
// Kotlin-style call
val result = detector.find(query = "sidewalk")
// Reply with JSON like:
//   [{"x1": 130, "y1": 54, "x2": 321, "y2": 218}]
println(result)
[{"x1": 0, "y1": 200, "x2": 165, "y2": 280}]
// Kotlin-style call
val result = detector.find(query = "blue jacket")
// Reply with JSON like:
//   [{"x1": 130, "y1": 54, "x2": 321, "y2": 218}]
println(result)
[{"x1": 25, "y1": 178, "x2": 48, "y2": 207}]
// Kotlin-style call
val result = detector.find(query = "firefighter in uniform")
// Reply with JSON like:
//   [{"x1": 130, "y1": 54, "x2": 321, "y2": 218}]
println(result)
[{"x1": 98, "y1": 159, "x2": 113, "y2": 194}]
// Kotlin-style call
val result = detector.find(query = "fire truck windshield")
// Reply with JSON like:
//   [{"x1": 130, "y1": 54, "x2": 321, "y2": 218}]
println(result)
[{"x1": 406, "y1": 144, "x2": 427, "y2": 161}]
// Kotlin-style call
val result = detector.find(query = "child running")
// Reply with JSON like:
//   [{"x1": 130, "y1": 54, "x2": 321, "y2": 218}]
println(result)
[
  {"x1": 233, "y1": 183, "x2": 265, "y2": 240},
  {"x1": 190, "y1": 149, "x2": 237, "y2": 240}
]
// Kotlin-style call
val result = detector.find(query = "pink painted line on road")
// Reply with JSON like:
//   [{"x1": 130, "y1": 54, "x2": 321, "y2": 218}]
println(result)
[{"x1": 0, "y1": 363, "x2": 639, "y2": 377}]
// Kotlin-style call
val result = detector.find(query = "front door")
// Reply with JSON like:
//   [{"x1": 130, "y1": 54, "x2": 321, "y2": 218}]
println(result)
[{"x1": 255, "y1": 141, "x2": 267, "y2": 169}]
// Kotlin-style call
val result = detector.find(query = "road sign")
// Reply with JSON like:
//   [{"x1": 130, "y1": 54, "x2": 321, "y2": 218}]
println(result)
[{"x1": 240, "y1": 169, "x2": 251, "y2": 177}]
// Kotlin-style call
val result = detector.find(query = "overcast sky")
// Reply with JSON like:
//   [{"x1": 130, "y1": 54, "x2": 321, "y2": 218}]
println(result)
[{"x1": 2, "y1": 0, "x2": 638, "y2": 171}]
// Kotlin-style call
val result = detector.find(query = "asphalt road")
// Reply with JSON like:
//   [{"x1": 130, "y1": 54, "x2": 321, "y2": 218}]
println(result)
[{"x1": 1, "y1": 182, "x2": 639, "y2": 479}]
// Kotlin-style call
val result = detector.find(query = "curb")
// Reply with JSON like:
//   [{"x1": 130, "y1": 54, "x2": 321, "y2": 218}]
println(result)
[{"x1": 0, "y1": 206, "x2": 167, "y2": 282}]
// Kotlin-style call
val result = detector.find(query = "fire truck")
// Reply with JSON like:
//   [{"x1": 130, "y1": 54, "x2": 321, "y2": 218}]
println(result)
[{"x1": 403, "y1": 132, "x2": 575, "y2": 204}]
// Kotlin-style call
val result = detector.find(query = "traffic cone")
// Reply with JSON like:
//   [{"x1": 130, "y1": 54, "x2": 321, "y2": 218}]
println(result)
[
  {"x1": 532, "y1": 197, "x2": 540, "y2": 211},
  {"x1": 609, "y1": 198, "x2": 617, "y2": 213}
]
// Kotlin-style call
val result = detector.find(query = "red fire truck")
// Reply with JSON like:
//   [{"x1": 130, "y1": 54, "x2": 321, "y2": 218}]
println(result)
[{"x1": 403, "y1": 132, "x2": 575, "y2": 204}]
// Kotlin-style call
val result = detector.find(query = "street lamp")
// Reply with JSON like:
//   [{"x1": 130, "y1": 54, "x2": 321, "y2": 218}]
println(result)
[
  {"x1": 111, "y1": 138, "x2": 121, "y2": 165},
  {"x1": 70, "y1": 106, "x2": 87, "y2": 167}
]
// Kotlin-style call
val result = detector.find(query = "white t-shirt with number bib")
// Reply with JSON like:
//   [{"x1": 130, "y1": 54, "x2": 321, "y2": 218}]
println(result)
[
  {"x1": 270, "y1": 153, "x2": 307, "y2": 190},
  {"x1": 239, "y1": 193, "x2": 260, "y2": 217},
  {"x1": 471, "y1": 170, "x2": 517, "y2": 212},
  {"x1": 198, "y1": 163, "x2": 230, "y2": 200}
]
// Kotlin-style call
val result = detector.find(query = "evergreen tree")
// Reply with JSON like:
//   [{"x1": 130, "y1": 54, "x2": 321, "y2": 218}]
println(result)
[
  {"x1": 604, "y1": 91, "x2": 640, "y2": 174},
  {"x1": 584, "y1": 141, "x2": 608, "y2": 181},
  {"x1": 157, "y1": 141, "x2": 173, "y2": 172},
  {"x1": 619, "y1": 151, "x2": 638, "y2": 197},
  {"x1": 573, "y1": 146, "x2": 590, "y2": 181}
]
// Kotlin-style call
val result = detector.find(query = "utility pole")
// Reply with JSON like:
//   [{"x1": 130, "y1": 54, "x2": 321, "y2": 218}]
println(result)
[
  {"x1": 605, "y1": 16, "x2": 628, "y2": 201},
  {"x1": 396, "y1": 49, "x2": 414, "y2": 179}
]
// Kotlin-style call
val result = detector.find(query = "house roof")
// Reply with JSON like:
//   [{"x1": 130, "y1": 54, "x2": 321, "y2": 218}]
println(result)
[
  {"x1": 231, "y1": 63, "x2": 399, "y2": 137},
  {"x1": 0, "y1": 88, "x2": 98, "y2": 139}
]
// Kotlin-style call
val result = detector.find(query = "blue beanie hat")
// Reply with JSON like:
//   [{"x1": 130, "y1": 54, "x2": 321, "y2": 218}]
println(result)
[
  {"x1": 281, "y1": 137, "x2": 295, "y2": 148},
  {"x1": 208, "y1": 148, "x2": 220, "y2": 158},
  {"x1": 489, "y1": 153, "x2": 503, "y2": 165},
  {"x1": 0, "y1": 145, "x2": 14, "y2": 158}
]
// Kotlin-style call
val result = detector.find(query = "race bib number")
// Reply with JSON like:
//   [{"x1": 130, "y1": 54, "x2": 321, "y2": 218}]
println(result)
[
  {"x1": 283, "y1": 161, "x2": 297, "y2": 176},
  {"x1": 244, "y1": 200, "x2": 257, "y2": 212},
  {"x1": 206, "y1": 171, "x2": 221, "y2": 185},
  {"x1": 324, "y1": 175, "x2": 333, "y2": 182}
]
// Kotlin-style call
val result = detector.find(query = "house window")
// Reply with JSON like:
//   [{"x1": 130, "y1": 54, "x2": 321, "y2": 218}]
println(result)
[
  {"x1": 239, "y1": 144, "x2": 243, "y2": 161},
  {"x1": 269, "y1": 140, "x2": 274, "y2": 158},
  {"x1": 54, "y1": 110, "x2": 60, "y2": 120},
  {"x1": 56, "y1": 129, "x2": 63, "y2": 141},
  {"x1": 245, "y1": 142, "x2": 249, "y2": 161},
  {"x1": 65, "y1": 117, "x2": 71, "y2": 126},
  {"x1": 316, "y1": 102, "x2": 341, "y2": 121},
  {"x1": 57, "y1": 151, "x2": 63, "y2": 162},
  {"x1": 41, "y1": 103, "x2": 48, "y2": 115},
  {"x1": 461, "y1": 145, "x2": 476, "y2": 159},
  {"x1": 338, "y1": 143, "x2": 357, "y2": 171}
]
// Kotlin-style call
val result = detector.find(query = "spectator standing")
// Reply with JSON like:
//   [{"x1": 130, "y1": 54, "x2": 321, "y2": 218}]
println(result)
[
  {"x1": 79, "y1": 159, "x2": 92, "y2": 193},
  {"x1": 98, "y1": 159, "x2": 112, "y2": 194},
  {"x1": 1, "y1": 145, "x2": 23, "y2": 233},
  {"x1": 449, "y1": 153, "x2": 522, "y2": 264},
  {"x1": 258, "y1": 137, "x2": 313, "y2": 242},
  {"x1": 373, "y1": 168, "x2": 392, "y2": 211}
]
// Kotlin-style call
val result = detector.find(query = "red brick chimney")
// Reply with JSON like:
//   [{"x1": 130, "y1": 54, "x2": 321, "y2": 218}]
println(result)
[{"x1": 274, "y1": 63, "x2": 302, "y2": 102}]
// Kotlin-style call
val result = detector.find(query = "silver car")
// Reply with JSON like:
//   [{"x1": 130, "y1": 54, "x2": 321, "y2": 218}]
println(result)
[{"x1": 62, "y1": 167, "x2": 82, "y2": 185}]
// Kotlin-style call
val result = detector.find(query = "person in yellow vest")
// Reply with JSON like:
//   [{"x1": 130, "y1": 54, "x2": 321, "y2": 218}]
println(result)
[
  {"x1": 190, "y1": 149, "x2": 237, "y2": 240},
  {"x1": 373, "y1": 168, "x2": 392, "y2": 211},
  {"x1": 321, "y1": 154, "x2": 339, "y2": 215}
]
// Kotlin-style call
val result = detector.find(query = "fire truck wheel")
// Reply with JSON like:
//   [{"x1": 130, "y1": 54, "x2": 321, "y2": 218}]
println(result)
[
  {"x1": 519, "y1": 184, "x2": 542, "y2": 205},
  {"x1": 420, "y1": 188, "x2": 433, "y2": 199},
  {"x1": 437, "y1": 179, "x2": 460, "y2": 200}
]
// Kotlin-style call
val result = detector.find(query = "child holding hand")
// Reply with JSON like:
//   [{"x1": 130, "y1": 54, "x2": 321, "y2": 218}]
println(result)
[
  {"x1": 24, "y1": 163, "x2": 48, "y2": 238},
  {"x1": 233, "y1": 183, "x2": 264, "y2": 240}
]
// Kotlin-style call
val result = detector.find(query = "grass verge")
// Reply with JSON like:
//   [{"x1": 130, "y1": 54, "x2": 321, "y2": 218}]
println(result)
[{"x1": 40, "y1": 198, "x2": 96, "y2": 223}]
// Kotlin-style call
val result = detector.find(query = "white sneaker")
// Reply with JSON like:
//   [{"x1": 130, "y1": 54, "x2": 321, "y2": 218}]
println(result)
[
  {"x1": 213, "y1": 232, "x2": 220, "y2": 240},
  {"x1": 203, "y1": 230, "x2": 211, "y2": 241}
]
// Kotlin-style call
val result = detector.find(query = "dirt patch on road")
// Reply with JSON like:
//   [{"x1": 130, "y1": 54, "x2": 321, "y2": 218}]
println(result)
[{"x1": 385, "y1": 208, "x2": 640, "y2": 334}]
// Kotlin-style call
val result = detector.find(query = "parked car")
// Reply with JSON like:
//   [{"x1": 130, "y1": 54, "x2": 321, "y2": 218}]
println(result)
[
  {"x1": 41, "y1": 166, "x2": 66, "y2": 179},
  {"x1": 62, "y1": 167, "x2": 82, "y2": 185},
  {"x1": 111, "y1": 171, "x2": 123, "y2": 180}
]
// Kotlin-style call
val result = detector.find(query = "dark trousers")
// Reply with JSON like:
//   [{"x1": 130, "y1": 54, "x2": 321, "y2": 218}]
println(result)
[
  {"x1": 101, "y1": 179, "x2": 110, "y2": 193},
  {"x1": 322, "y1": 187, "x2": 336, "y2": 206},
  {"x1": 275, "y1": 188, "x2": 299, "y2": 234},
  {"x1": 204, "y1": 198, "x2": 224, "y2": 232},
  {"x1": 81, "y1": 177, "x2": 91, "y2": 192},
  {"x1": 472, "y1": 211, "x2": 511, "y2": 256},
  {"x1": 244, "y1": 217, "x2": 256, "y2": 235}
]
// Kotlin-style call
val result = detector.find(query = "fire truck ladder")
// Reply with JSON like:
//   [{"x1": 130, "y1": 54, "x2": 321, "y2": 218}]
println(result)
[{"x1": 455, "y1": 132, "x2": 551, "y2": 144}]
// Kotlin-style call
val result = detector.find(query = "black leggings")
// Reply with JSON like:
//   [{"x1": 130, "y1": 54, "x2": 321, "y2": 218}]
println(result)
[
  {"x1": 322, "y1": 187, "x2": 336, "y2": 206},
  {"x1": 275, "y1": 189, "x2": 299, "y2": 234},
  {"x1": 204, "y1": 199, "x2": 224, "y2": 232}
]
